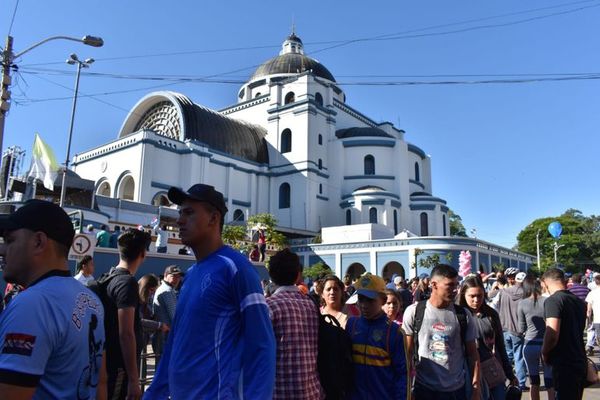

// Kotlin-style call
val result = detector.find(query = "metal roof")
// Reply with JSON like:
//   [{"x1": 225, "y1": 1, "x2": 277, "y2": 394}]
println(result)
[{"x1": 250, "y1": 53, "x2": 336, "y2": 82}]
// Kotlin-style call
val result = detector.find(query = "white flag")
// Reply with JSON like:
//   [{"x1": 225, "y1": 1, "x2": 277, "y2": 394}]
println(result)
[{"x1": 28, "y1": 133, "x2": 60, "y2": 191}]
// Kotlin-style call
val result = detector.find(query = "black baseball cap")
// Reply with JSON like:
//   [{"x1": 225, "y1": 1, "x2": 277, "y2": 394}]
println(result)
[
  {"x1": 0, "y1": 200, "x2": 75, "y2": 248},
  {"x1": 168, "y1": 184, "x2": 228, "y2": 216}
]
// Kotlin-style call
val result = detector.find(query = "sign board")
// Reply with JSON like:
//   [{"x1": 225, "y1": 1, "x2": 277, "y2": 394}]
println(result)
[{"x1": 68, "y1": 233, "x2": 96, "y2": 261}]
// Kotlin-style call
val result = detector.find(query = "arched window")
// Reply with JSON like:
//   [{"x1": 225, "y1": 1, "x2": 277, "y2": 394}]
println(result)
[
  {"x1": 279, "y1": 183, "x2": 291, "y2": 209},
  {"x1": 346, "y1": 209, "x2": 352, "y2": 225},
  {"x1": 319, "y1": 184, "x2": 323, "y2": 194},
  {"x1": 369, "y1": 207, "x2": 378, "y2": 224},
  {"x1": 420, "y1": 212, "x2": 429, "y2": 236},
  {"x1": 318, "y1": 159, "x2": 323, "y2": 170},
  {"x1": 315, "y1": 92, "x2": 324, "y2": 106},
  {"x1": 393, "y1": 210, "x2": 398, "y2": 235},
  {"x1": 364, "y1": 155, "x2": 375, "y2": 175},
  {"x1": 118, "y1": 175, "x2": 135, "y2": 201},
  {"x1": 415, "y1": 162, "x2": 420, "y2": 182},
  {"x1": 255, "y1": 92, "x2": 261, "y2": 98},
  {"x1": 318, "y1": 134, "x2": 323, "y2": 145},
  {"x1": 96, "y1": 181, "x2": 111, "y2": 197},
  {"x1": 152, "y1": 193, "x2": 171, "y2": 207},
  {"x1": 284, "y1": 92, "x2": 295, "y2": 104},
  {"x1": 281, "y1": 129, "x2": 292, "y2": 153},
  {"x1": 233, "y1": 209, "x2": 245, "y2": 222}
]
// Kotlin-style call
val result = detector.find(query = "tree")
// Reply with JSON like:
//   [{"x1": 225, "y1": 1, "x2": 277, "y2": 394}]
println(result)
[
  {"x1": 221, "y1": 224, "x2": 248, "y2": 250},
  {"x1": 448, "y1": 209, "x2": 468, "y2": 237},
  {"x1": 247, "y1": 212, "x2": 287, "y2": 251},
  {"x1": 516, "y1": 210, "x2": 600, "y2": 272},
  {"x1": 303, "y1": 261, "x2": 333, "y2": 280}
]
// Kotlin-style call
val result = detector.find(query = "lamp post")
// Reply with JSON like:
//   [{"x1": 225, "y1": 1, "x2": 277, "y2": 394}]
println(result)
[
  {"x1": 536, "y1": 229, "x2": 541, "y2": 271},
  {"x1": 0, "y1": 35, "x2": 103, "y2": 166},
  {"x1": 58, "y1": 54, "x2": 94, "y2": 207}
]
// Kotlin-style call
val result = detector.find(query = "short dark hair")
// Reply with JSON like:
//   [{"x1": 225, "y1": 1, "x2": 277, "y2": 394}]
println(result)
[
  {"x1": 268, "y1": 248, "x2": 301, "y2": 286},
  {"x1": 572, "y1": 273, "x2": 583, "y2": 284},
  {"x1": 200, "y1": 202, "x2": 225, "y2": 233},
  {"x1": 76, "y1": 255, "x2": 93, "y2": 273},
  {"x1": 542, "y1": 268, "x2": 565, "y2": 282},
  {"x1": 431, "y1": 263, "x2": 458, "y2": 280},
  {"x1": 595, "y1": 275, "x2": 600, "y2": 285},
  {"x1": 118, "y1": 229, "x2": 151, "y2": 263},
  {"x1": 101, "y1": 225, "x2": 107, "y2": 230}
]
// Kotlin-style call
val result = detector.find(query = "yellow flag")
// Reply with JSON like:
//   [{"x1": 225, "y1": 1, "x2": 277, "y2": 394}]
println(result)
[{"x1": 28, "y1": 133, "x2": 60, "y2": 190}]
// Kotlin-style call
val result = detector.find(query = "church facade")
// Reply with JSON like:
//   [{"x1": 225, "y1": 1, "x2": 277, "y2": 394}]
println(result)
[{"x1": 72, "y1": 33, "x2": 448, "y2": 238}]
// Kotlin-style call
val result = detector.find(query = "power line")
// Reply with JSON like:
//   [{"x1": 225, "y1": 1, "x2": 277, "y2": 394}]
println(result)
[
  {"x1": 16, "y1": 68, "x2": 600, "y2": 89},
  {"x1": 311, "y1": 1, "x2": 600, "y2": 54},
  {"x1": 7, "y1": 0, "x2": 20, "y2": 36},
  {"x1": 17, "y1": 0, "x2": 599, "y2": 67}
]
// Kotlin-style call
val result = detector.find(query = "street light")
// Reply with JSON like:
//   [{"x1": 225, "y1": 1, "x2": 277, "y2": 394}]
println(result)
[
  {"x1": 58, "y1": 54, "x2": 94, "y2": 207},
  {"x1": 0, "y1": 34, "x2": 103, "y2": 170}
]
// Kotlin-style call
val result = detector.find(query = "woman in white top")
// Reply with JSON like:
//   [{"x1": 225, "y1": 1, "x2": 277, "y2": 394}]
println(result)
[{"x1": 73, "y1": 255, "x2": 95, "y2": 286}]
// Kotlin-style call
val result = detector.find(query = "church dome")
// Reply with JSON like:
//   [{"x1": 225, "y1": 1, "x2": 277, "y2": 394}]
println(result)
[{"x1": 249, "y1": 33, "x2": 336, "y2": 82}]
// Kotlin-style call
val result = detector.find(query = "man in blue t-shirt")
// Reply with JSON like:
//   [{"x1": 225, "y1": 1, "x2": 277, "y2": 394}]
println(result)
[
  {"x1": 144, "y1": 184, "x2": 276, "y2": 400},
  {"x1": 0, "y1": 200, "x2": 105, "y2": 399}
]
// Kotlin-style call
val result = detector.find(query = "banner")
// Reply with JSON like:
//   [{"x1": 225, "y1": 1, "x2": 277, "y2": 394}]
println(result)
[{"x1": 28, "y1": 133, "x2": 60, "y2": 191}]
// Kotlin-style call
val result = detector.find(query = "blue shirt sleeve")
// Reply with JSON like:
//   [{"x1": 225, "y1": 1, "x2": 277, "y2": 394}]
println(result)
[
  {"x1": 0, "y1": 292, "x2": 54, "y2": 382},
  {"x1": 391, "y1": 326, "x2": 408, "y2": 400},
  {"x1": 233, "y1": 262, "x2": 275, "y2": 399}
]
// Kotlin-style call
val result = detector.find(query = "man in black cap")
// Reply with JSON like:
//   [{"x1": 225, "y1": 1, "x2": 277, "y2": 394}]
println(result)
[
  {"x1": 0, "y1": 199, "x2": 105, "y2": 399},
  {"x1": 152, "y1": 265, "x2": 182, "y2": 359},
  {"x1": 145, "y1": 184, "x2": 276, "y2": 399}
]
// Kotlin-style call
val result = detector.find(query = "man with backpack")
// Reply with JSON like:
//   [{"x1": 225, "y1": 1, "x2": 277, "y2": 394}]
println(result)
[
  {"x1": 403, "y1": 264, "x2": 480, "y2": 399},
  {"x1": 265, "y1": 248, "x2": 323, "y2": 399},
  {"x1": 101, "y1": 228, "x2": 151, "y2": 400}
]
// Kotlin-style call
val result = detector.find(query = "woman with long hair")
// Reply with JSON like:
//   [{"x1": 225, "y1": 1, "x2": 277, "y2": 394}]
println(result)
[
  {"x1": 382, "y1": 289, "x2": 403, "y2": 325},
  {"x1": 320, "y1": 275, "x2": 349, "y2": 328},
  {"x1": 517, "y1": 276, "x2": 554, "y2": 400},
  {"x1": 138, "y1": 274, "x2": 169, "y2": 378},
  {"x1": 138, "y1": 274, "x2": 169, "y2": 346},
  {"x1": 459, "y1": 275, "x2": 516, "y2": 399}
]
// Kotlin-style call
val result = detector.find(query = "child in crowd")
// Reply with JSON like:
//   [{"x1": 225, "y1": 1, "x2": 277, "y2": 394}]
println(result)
[{"x1": 345, "y1": 273, "x2": 408, "y2": 399}]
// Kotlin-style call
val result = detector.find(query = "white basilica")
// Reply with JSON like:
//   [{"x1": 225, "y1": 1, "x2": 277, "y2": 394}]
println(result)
[{"x1": 72, "y1": 33, "x2": 449, "y2": 239}]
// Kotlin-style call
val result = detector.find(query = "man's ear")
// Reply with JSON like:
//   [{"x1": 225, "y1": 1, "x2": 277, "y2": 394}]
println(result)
[{"x1": 32, "y1": 231, "x2": 49, "y2": 254}]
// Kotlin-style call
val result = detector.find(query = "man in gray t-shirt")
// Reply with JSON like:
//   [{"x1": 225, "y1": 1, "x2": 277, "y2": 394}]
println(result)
[{"x1": 403, "y1": 264, "x2": 480, "y2": 399}]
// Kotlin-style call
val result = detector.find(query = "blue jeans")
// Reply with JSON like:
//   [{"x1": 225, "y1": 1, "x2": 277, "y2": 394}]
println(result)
[
  {"x1": 523, "y1": 339, "x2": 553, "y2": 388},
  {"x1": 503, "y1": 332, "x2": 527, "y2": 388}
]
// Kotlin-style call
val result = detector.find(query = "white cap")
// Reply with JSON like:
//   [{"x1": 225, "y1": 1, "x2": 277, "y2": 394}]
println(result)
[
  {"x1": 393, "y1": 276, "x2": 402, "y2": 285},
  {"x1": 515, "y1": 272, "x2": 526, "y2": 283}
]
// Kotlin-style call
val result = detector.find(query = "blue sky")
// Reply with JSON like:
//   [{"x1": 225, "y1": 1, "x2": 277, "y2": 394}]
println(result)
[{"x1": 2, "y1": 0, "x2": 599, "y2": 248}]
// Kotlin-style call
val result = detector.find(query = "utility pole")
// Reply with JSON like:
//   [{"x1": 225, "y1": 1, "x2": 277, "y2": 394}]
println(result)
[
  {"x1": 0, "y1": 34, "x2": 102, "y2": 195},
  {"x1": 536, "y1": 229, "x2": 541, "y2": 271},
  {"x1": 0, "y1": 36, "x2": 14, "y2": 172}
]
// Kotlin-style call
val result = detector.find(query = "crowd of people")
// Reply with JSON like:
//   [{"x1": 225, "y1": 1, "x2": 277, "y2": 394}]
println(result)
[{"x1": 0, "y1": 186, "x2": 595, "y2": 399}]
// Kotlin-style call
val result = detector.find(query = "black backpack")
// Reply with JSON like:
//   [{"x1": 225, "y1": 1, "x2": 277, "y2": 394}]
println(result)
[
  {"x1": 313, "y1": 303, "x2": 354, "y2": 399},
  {"x1": 412, "y1": 301, "x2": 468, "y2": 366},
  {"x1": 87, "y1": 269, "x2": 122, "y2": 312}
]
